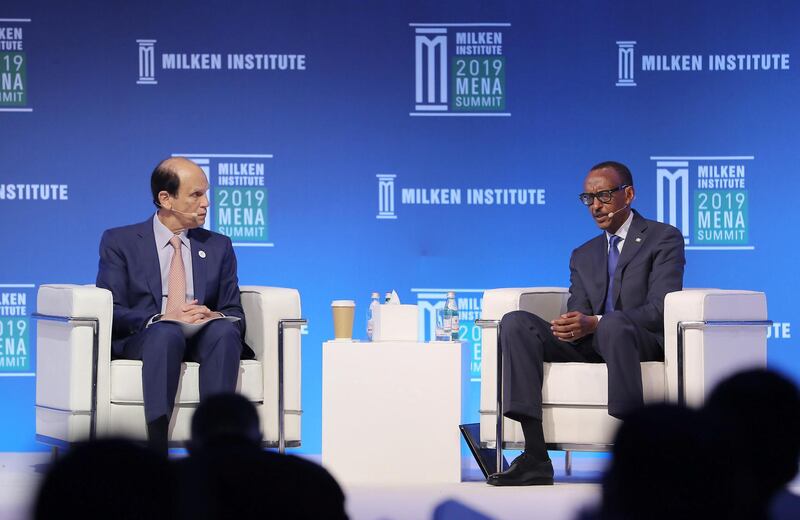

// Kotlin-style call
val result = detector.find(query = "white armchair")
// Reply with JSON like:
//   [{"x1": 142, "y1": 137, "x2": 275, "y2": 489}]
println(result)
[
  {"x1": 477, "y1": 288, "x2": 770, "y2": 472},
  {"x1": 34, "y1": 284, "x2": 304, "y2": 454}
]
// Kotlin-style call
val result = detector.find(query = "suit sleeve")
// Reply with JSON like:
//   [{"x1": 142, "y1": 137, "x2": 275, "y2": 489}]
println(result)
[
  {"x1": 214, "y1": 236, "x2": 246, "y2": 333},
  {"x1": 623, "y1": 225, "x2": 685, "y2": 332},
  {"x1": 567, "y1": 249, "x2": 594, "y2": 315},
  {"x1": 96, "y1": 230, "x2": 154, "y2": 338}
]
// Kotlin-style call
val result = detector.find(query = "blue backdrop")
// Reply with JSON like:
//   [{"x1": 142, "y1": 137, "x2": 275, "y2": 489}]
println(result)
[{"x1": 1, "y1": 0, "x2": 797, "y2": 453}]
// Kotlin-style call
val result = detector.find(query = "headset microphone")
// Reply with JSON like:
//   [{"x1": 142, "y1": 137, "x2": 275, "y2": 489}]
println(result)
[
  {"x1": 157, "y1": 203, "x2": 199, "y2": 218},
  {"x1": 606, "y1": 203, "x2": 629, "y2": 220}
]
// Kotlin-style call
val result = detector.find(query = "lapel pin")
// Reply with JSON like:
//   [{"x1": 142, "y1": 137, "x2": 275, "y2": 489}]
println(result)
[
  {"x1": 198, "y1": 250, "x2": 206, "y2": 259},
  {"x1": 635, "y1": 237, "x2": 642, "y2": 243}
]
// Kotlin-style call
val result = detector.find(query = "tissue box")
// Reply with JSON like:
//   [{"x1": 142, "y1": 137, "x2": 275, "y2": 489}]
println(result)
[{"x1": 373, "y1": 304, "x2": 418, "y2": 341}]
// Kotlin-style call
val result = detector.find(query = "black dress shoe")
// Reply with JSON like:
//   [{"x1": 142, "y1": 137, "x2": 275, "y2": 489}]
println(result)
[{"x1": 486, "y1": 453, "x2": 554, "y2": 486}]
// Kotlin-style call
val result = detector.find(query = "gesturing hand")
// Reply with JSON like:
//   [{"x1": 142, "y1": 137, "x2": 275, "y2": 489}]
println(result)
[{"x1": 550, "y1": 311, "x2": 599, "y2": 342}]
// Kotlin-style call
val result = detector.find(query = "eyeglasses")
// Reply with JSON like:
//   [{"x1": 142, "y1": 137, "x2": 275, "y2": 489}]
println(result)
[{"x1": 578, "y1": 185, "x2": 629, "y2": 206}]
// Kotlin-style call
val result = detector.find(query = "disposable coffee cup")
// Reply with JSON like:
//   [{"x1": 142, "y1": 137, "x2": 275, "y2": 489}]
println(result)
[{"x1": 331, "y1": 300, "x2": 356, "y2": 340}]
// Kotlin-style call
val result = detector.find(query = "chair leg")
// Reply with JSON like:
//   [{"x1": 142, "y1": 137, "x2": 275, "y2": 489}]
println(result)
[
  {"x1": 495, "y1": 326, "x2": 504, "y2": 476},
  {"x1": 50, "y1": 446, "x2": 59, "y2": 463},
  {"x1": 278, "y1": 321, "x2": 286, "y2": 454},
  {"x1": 276, "y1": 318, "x2": 306, "y2": 454},
  {"x1": 565, "y1": 450, "x2": 572, "y2": 476}
]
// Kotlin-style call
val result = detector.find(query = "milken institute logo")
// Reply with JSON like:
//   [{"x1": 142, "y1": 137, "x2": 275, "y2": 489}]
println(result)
[{"x1": 411, "y1": 23, "x2": 510, "y2": 116}]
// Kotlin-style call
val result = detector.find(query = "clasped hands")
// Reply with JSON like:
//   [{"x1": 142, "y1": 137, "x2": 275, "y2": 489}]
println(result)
[
  {"x1": 163, "y1": 300, "x2": 222, "y2": 324},
  {"x1": 550, "y1": 311, "x2": 598, "y2": 342}
]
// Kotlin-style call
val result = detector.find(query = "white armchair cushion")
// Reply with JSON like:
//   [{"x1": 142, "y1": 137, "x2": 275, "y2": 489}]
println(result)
[
  {"x1": 543, "y1": 361, "x2": 665, "y2": 406},
  {"x1": 109, "y1": 359, "x2": 264, "y2": 403}
]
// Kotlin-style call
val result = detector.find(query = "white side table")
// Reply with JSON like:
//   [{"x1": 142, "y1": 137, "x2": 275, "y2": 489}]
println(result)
[{"x1": 322, "y1": 340, "x2": 462, "y2": 484}]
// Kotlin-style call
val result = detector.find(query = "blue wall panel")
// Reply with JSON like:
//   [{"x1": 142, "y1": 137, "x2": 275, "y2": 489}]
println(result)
[{"x1": 1, "y1": 0, "x2": 797, "y2": 452}]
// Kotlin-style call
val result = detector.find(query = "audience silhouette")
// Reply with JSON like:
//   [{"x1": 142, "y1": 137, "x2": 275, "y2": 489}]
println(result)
[
  {"x1": 34, "y1": 438, "x2": 172, "y2": 520},
  {"x1": 578, "y1": 368, "x2": 800, "y2": 520},
  {"x1": 592, "y1": 403, "x2": 720, "y2": 519},
  {"x1": 172, "y1": 392, "x2": 348, "y2": 519},
  {"x1": 35, "y1": 370, "x2": 799, "y2": 520},
  {"x1": 704, "y1": 368, "x2": 800, "y2": 519}
]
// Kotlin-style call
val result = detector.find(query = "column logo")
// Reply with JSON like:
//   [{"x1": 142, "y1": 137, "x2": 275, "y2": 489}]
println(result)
[
  {"x1": 410, "y1": 23, "x2": 511, "y2": 117},
  {"x1": 616, "y1": 41, "x2": 636, "y2": 86},
  {"x1": 415, "y1": 29, "x2": 448, "y2": 111},
  {"x1": 137, "y1": 39, "x2": 157, "y2": 84},
  {"x1": 653, "y1": 155, "x2": 754, "y2": 250},
  {"x1": 376, "y1": 174, "x2": 397, "y2": 219},
  {"x1": 0, "y1": 18, "x2": 32, "y2": 112},
  {"x1": 171, "y1": 153, "x2": 274, "y2": 247}
]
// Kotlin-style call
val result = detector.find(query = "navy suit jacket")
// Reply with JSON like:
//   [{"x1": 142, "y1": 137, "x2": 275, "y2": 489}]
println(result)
[
  {"x1": 567, "y1": 210, "x2": 685, "y2": 343},
  {"x1": 96, "y1": 217, "x2": 247, "y2": 356}
]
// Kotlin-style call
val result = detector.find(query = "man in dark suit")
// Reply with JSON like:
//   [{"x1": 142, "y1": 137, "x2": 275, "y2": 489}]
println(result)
[
  {"x1": 96, "y1": 157, "x2": 247, "y2": 453},
  {"x1": 487, "y1": 161, "x2": 685, "y2": 486}
]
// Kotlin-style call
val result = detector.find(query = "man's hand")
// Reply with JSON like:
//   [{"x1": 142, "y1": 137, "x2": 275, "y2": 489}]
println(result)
[
  {"x1": 162, "y1": 300, "x2": 220, "y2": 324},
  {"x1": 550, "y1": 311, "x2": 599, "y2": 342}
]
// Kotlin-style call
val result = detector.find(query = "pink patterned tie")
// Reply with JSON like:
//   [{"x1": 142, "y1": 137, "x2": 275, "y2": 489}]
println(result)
[{"x1": 165, "y1": 235, "x2": 186, "y2": 314}]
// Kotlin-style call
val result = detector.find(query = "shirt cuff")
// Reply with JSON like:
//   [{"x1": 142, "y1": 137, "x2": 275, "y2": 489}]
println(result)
[{"x1": 145, "y1": 314, "x2": 162, "y2": 328}]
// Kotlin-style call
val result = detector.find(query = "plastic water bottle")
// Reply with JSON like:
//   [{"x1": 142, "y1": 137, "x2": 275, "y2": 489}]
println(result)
[
  {"x1": 384, "y1": 292, "x2": 392, "y2": 303},
  {"x1": 366, "y1": 292, "x2": 380, "y2": 341},
  {"x1": 444, "y1": 291, "x2": 460, "y2": 341}
]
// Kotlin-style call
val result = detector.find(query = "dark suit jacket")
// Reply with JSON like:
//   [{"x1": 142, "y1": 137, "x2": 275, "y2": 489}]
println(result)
[
  {"x1": 567, "y1": 210, "x2": 685, "y2": 342},
  {"x1": 96, "y1": 217, "x2": 246, "y2": 356}
]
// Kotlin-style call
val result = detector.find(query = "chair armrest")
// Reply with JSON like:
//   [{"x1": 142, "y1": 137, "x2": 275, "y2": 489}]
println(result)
[
  {"x1": 478, "y1": 288, "x2": 570, "y2": 420},
  {"x1": 663, "y1": 289, "x2": 768, "y2": 406},
  {"x1": 36, "y1": 284, "x2": 113, "y2": 435},
  {"x1": 239, "y1": 286, "x2": 302, "y2": 361},
  {"x1": 37, "y1": 284, "x2": 112, "y2": 320},
  {"x1": 481, "y1": 287, "x2": 569, "y2": 322},
  {"x1": 239, "y1": 286, "x2": 303, "y2": 438}
]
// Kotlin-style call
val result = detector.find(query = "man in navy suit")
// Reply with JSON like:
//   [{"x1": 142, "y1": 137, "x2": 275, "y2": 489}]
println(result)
[
  {"x1": 96, "y1": 157, "x2": 248, "y2": 453},
  {"x1": 487, "y1": 161, "x2": 685, "y2": 486}
]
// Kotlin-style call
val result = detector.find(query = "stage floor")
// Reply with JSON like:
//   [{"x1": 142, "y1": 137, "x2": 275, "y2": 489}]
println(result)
[{"x1": 1, "y1": 451, "x2": 797, "y2": 519}]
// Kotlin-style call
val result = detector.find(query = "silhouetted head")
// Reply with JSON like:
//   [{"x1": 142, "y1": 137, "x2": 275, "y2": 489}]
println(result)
[
  {"x1": 190, "y1": 392, "x2": 262, "y2": 451},
  {"x1": 35, "y1": 438, "x2": 171, "y2": 520},
  {"x1": 601, "y1": 403, "x2": 717, "y2": 519},
  {"x1": 704, "y1": 368, "x2": 800, "y2": 508}
]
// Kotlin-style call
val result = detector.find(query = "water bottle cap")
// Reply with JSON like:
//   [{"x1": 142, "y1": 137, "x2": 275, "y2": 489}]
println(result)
[
  {"x1": 447, "y1": 291, "x2": 456, "y2": 297},
  {"x1": 371, "y1": 292, "x2": 380, "y2": 298}
]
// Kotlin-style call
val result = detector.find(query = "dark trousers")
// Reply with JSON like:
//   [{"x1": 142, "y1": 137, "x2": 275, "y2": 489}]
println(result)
[
  {"x1": 500, "y1": 310, "x2": 663, "y2": 423},
  {"x1": 119, "y1": 320, "x2": 243, "y2": 423}
]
